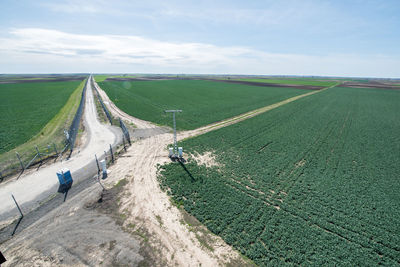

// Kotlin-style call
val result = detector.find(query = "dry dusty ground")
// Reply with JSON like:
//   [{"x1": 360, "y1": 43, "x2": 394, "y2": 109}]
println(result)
[
  {"x1": 339, "y1": 81, "x2": 400, "y2": 90},
  {"x1": 0, "y1": 80, "x2": 328, "y2": 266},
  {"x1": 0, "y1": 78, "x2": 118, "y2": 224}
]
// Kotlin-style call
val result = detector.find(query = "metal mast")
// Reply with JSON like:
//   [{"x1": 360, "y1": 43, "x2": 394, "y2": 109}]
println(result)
[{"x1": 165, "y1": 110, "x2": 182, "y2": 156}]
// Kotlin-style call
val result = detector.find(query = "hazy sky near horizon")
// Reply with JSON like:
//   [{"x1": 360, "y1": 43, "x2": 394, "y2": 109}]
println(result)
[{"x1": 0, "y1": 0, "x2": 399, "y2": 77}]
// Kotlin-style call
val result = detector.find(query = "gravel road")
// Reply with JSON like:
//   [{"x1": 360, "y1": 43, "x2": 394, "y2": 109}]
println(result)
[{"x1": 0, "y1": 76, "x2": 120, "y2": 224}]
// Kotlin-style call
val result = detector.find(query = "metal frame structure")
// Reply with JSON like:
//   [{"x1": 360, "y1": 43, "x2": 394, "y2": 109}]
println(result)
[{"x1": 165, "y1": 110, "x2": 182, "y2": 157}]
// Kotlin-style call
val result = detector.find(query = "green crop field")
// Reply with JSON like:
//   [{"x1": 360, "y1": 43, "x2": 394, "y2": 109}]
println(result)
[
  {"x1": 158, "y1": 86, "x2": 400, "y2": 266},
  {"x1": 98, "y1": 79, "x2": 307, "y2": 130},
  {"x1": 94, "y1": 75, "x2": 109, "y2": 83},
  {"x1": 94, "y1": 75, "x2": 139, "y2": 83},
  {"x1": 238, "y1": 78, "x2": 338, "y2": 87},
  {"x1": 0, "y1": 80, "x2": 83, "y2": 154}
]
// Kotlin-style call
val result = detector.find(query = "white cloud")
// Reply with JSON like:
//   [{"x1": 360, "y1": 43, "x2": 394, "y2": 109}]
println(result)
[
  {"x1": 0, "y1": 28, "x2": 252, "y2": 65},
  {"x1": 0, "y1": 28, "x2": 399, "y2": 77}
]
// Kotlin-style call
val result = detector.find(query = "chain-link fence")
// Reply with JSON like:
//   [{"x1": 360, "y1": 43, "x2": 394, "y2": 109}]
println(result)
[
  {"x1": 67, "y1": 80, "x2": 87, "y2": 152},
  {"x1": 0, "y1": 78, "x2": 133, "y2": 182},
  {"x1": 0, "y1": 78, "x2": 88, "y2": 181},
  {"x1": 1, "y1": 77, "x2": 136, "y2": 237},
  {"x1": 2, "y1": 137, "x2": 129, "y2": 239},
  {"x1": 0, "y1": 143, "x2": 65, "y2": 181},
  {"x1": 91, "y1": 77, "x2": 131, "y2": 144},
  {"x1": 91, "y1": 78, "x2": 113, "y2": 125},
  {"x1": 119, "y1": 118, "x2": 131, "y2": 145}
]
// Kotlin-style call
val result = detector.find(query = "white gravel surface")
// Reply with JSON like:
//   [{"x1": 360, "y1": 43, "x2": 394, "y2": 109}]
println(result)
[{"x1": 0, "y1": 77, "x2": 117, "y2": 221}]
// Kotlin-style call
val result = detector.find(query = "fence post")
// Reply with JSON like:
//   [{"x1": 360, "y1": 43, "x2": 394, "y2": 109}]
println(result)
[
  {"x1": 95, "y1": 154, "x2": 100, "y2": 175},
  {"x1": 11, "y1": 194, "x2": 23, "y2": 217},
  {"x1": 53, "y1": 143, "x2": 59, "y2": 157},
  {"x1": 11, "y1": 194, "x2": 23, "y2": 236},
  {"x1": 119, "y1": 118, "x2": 131, "y2": 145},
  {"x1": 122, "y1": 135, "x2": 127, "y2": 152},
  {"x1": 126, "y1": 130, "x2": 131, "y2": 145},
  {"x1": 16, "y1": 152, "x2": 24, "y2": 171},
  {"x1": 35, "y1": 146, "x2": 43, "y2": 163},
  {"x1": 109, "y1": 144, "x2": 114, "y2": 163}
]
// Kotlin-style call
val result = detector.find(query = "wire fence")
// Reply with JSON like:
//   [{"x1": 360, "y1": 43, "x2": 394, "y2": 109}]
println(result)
[
  {"x1": 0, "y1": 78, "x2": 135, "y2": 183},
  {"x1": 91, "y1": 77, "x2": 131, "y2": 144},
  {"x1": 119, "y1": 118, "x2": 131, "y2": 145},
  {"x1": 2, "y1": 77, "x2": 135, "y2": 237},
  {"x1": 91, "y1": 78, "x2": 113, "y2": 125},
  {"x1": 68, "y1": 80, "x2": 87, "y2": 152},
  {"x1": 0, "y1": 79, "x2": 88, "y2": 182},
  {"x1": 0, "y1": 143, "x2": 67, "y2": 182},
  {"x1": 3, "y1": 137, "x2": 130, "y2": 239}
]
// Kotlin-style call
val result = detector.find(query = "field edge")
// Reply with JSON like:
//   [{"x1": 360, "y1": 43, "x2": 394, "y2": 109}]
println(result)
[{"x1": 0, "y1": 79, "x2": 87, "y2": 176}]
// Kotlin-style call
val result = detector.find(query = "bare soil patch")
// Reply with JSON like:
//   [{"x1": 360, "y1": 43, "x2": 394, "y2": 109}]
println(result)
[
  {"x1": 340, "y1": 81, "x2": 400, "y2": 90},
  {"x1": 206, "y1": 78, "x2": 324, "y2": 90},
  {"x1": 1, "y1": 78, "x2": 328, "y2": 266},
  {"x1": 1, "y1": 180, "x2": 143, "y2": 267},
  {"x1": 104, "y1": 77, "x2": 188, "y2": 82},
  {"x1": 103, "y1": 77, "x2": 324, "y2": 90},
  {"x1": 0, "y1": 76, "x2": 85, "y2": 84},
  {"x1": 190, "y1": 151, "x2": 221, "y2": 168}
]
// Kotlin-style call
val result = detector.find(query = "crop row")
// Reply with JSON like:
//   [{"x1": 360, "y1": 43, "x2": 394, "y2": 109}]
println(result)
[
  {"x1": 158, "y1": 86, "x2": 400, "y2": 265},
  {"x1": 0, "y1": 80, "x2": 83, "y2": 154},
  {"x1": 98, "y1": 79, "x2": 306, "y2": 130}
]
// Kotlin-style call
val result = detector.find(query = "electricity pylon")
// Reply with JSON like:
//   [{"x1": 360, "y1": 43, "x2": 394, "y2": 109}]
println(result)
[{"x1": 165, "y1": 109, "x2": 182, "y2": 157}]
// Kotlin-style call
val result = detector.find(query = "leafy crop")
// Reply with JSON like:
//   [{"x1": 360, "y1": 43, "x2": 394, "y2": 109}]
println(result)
[
  {"x1": 158, "y1": 86, "x2": 400, "y2": 266},
  {"x1": 94, "y1": 75, "x2": 138, "y2": 82},
  {"x1": 238, "y1": 78, "x2": 337, "y2": 87},
  {"x1": 0, "y1": 81, "x2": 82, "y2": 154},
  {"x1": 99, "y1": 79, "x2": 306, "y2": 130},
  {"x1": 94, "y1": 75, "x2": 109, "y2": 82}
]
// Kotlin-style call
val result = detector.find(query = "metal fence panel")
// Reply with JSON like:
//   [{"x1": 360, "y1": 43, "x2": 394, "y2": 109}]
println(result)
[
  {"x1": 91, "y1": 78, "x2": 113, "y2": 125},
  {"x1": 68, "y1": 79, "x2": 87, "y2": 152},
  {"x1": 119, "y1": 118, "x2": 131, "y2": 145},
  {"x1": 92, "y1": 77, "x2": 131, "y2": 145}
]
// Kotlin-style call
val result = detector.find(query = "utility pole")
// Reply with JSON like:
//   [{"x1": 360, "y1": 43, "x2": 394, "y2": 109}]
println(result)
[{"x1": 165, "y1": 110, "x2": 182, "y2": 157}]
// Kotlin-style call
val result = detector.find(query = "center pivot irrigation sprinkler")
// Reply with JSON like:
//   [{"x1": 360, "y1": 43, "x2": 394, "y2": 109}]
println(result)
[{"x1": 165, "y1": 109, "x2": 183, "y2": 159}]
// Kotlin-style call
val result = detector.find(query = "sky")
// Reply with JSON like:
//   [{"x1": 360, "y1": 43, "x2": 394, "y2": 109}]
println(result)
[{"x1": 0, "y1": 0, "x2": 399, "y2": 77}]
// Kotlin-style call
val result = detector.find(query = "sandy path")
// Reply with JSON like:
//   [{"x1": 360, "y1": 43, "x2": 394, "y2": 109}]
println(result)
[
  {"x1": 180, "y1": 85, "x2": 332, "y2": 139},
  {"x1": 0, "y1": 77, "x2": 117, "y2": 222},
  {"x1": 93, "y1": 80, "x2": 155, "y2": 129},
  {"x1": 108, "y1": 132, "x2": 239, "y2": 266},
  {"x1": 92, "y1": 80, "x2": 243, "y2": 265},
  {"x1": 91, "y1": 80, "x2": 331, "y2": 266},
  {"x1": 1, "y1": 81, "x2": 329, "y2": 266},
  {"x1": 2, "y1": 182, "x2": 143, "y2": 266}
]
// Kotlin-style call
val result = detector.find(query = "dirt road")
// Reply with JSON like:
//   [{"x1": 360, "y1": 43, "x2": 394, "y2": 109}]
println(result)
[
  {"x1": 86, "y1": 81, "x2": 331, "y2": 266},
  {"x1": 0, "y1": 77, "x2": 119, "y2": 225},
  {"x1": 91, "y1": 81, "x2": 247, "y2": 266},
  {"x1": 1, "y1": 80, "x2": 330, "y2": 266}
]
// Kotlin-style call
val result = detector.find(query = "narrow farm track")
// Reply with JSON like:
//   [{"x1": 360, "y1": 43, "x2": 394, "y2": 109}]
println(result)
[
  {"x1": 94, "y1": 80, "x2": 244, "y2": 265},
  {"x1": 0, "y1": 77, "x2": 119, "y2": 224},
  {"x1": 89, "y1": 80, "x2": 336, "y2": 265},
  {"x1": 202, "y1": 101, "x2": 400, "y2": 262},
  {"x1": 180, "y1": 83, "x2": 337, "y2": 139},
  {"x1": 1, "y1": 81, "x2": 336, "y2": 266}
]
